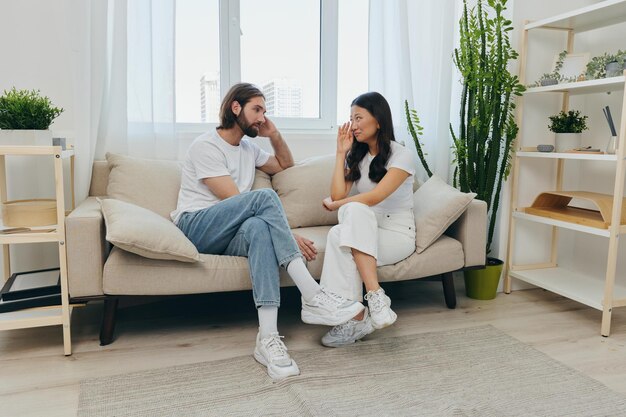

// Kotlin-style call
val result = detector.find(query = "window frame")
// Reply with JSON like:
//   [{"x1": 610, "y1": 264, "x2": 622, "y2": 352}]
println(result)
[{"x1": 176, "y1": 0, "x2": 339, "y2": 133}]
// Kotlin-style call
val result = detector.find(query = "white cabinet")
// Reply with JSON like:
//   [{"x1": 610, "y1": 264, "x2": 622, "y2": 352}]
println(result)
[{"x1": 504, "y1": 0, "x2": 626, "y2": 336}]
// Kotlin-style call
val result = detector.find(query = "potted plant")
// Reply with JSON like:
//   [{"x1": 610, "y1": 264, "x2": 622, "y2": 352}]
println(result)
[
  {"x1": 0, "y1": 88, "x2": 64, "y2": 146},
  {"x1": 408, "y1": 0, "x2": 524, "y2": 300},
  {"x1": 585, "y1": 50, "x2": 626, "y2": 80},
  {"x1": 548, "y1": 110, "x2": 588, "y2": 152},
  {"x1": 530, "y1": 50, "x2": 568, "y2": 87}
]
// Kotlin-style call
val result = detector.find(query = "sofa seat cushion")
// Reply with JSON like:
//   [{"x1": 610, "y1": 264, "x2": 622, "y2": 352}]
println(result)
[
  {"x1": 102, "y1": 247, "x2": 296, "y2": 295},
  {"x1": 378, "y1": 234, "x2": 464, "y2": 282}
]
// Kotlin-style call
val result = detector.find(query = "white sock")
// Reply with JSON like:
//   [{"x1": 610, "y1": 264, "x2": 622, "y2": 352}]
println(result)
[
  {"x1": 287, "y1": 258, "x2": 321, "y2": 302},
  {"x1": 258, "y1": 306, "x2": 279, "y2": 339}
]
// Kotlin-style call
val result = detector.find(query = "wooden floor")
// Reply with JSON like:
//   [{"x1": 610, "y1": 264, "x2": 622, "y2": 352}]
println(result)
[{"x1": 2, "y1": 276, "x2": 626, "y2": 416}]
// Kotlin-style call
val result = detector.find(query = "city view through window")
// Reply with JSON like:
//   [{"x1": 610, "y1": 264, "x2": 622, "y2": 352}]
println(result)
[{"x1": 176, "y1": 0, "x2": 368, "y2": 126}]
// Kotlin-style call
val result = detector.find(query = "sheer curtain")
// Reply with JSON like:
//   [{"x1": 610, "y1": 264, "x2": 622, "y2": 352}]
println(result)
[
  {"x1": 72, "y1": 0, "x2": 177, "y2": 200},
  {"x1": 369, "y1": 0, "x2": 459, "y2": 182}
]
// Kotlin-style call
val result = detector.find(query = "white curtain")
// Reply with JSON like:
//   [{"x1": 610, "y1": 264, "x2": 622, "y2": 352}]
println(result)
[
  {"x1": 368, "y1": 0, "x2": 460, "y2": 183},
  {"x1": 72, "y1": 0, "x2": 177, "y2": 200}
]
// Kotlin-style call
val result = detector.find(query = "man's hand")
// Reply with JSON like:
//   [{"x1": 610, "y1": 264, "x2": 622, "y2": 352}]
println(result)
[
  {"x1": 293, "y1": 233, "x2": 317, "y2": 261},
  {"x1": 322, "y1": 196, "x2": 340, "y2": 211},
  {"x1": 258, "y1": 115, "x2": 278, "y2": 138}
]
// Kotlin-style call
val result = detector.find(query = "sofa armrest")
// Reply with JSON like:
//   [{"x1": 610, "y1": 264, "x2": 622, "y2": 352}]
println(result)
[
  {"x1": 66, "y1": 197, "x2": 110, "y2": 298},
  {"x1": 444, "y1": 199, "x2": 487, "y2": 268}
]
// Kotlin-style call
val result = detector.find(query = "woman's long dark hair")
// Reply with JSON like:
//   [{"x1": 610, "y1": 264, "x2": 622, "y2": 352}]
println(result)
[{"x1": 345, "y1": 92, "x2": 396, "y2": 183}]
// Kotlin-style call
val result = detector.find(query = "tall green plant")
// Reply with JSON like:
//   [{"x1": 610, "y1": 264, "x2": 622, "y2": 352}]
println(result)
[{"x1": 451, "y1": 0, "x2": 525, "y2": 254}]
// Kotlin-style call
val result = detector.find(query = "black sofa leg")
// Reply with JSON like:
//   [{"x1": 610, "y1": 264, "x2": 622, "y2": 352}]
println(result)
[
  {"x1": 100, "y1": 297, "x2": 119, "y2": 346},
  {"x1": 442, "y1": 272, "x2": 457, "y2": 309}
]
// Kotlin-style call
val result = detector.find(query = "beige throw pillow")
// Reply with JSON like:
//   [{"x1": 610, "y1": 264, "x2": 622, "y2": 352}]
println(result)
[
  {"x1": 272, "y1": 154, "x2": 339, "y2": 228},
  {"x1": 99, "y1": 198, "x2": 200, "y2": 263},
  {"x1": 413, "y1": 175, "x2": 476, "y2": 253},
  {"x1": 106, "y1": 153, "x2": 182, "y2": 219}
]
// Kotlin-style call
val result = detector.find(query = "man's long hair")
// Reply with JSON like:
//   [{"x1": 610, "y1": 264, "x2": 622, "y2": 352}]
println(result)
[
  {"x1": 218, "y1": 83, "x2": 265, "y2": 129},
  {"x1": 345, "y1": 92, "x2": 396, "y2": 183}
]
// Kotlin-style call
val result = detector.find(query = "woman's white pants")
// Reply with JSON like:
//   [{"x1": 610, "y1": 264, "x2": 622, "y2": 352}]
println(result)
[{"x1": 320, "y1": 202, "x2": 416, "y2": 302}]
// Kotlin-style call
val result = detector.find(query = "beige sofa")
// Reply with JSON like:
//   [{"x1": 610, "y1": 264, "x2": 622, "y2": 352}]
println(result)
[{"x1": 66, "y1": 154, "x2": 486, "y2": 345}]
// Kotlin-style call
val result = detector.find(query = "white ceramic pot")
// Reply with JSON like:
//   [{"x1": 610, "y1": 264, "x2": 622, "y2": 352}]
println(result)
[
  {"x1": 555, "y1": 133, "x2": 582, "y2": 152},
  {"x1": 0, "y1": 130, "x2": 53, "y2": 146}
]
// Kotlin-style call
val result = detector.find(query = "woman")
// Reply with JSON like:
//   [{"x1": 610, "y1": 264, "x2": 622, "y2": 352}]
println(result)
[{"x1": 320, "y1": 92, "x2": 416, "y2": 347}]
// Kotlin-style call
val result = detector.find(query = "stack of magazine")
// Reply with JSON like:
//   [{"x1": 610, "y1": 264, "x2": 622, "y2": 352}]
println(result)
[{"x1": 0, "y1": 268, "x2": 61, "y2": 313}]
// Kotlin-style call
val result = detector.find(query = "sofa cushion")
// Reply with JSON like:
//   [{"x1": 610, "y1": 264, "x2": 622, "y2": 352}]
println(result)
[
  {"x1": 103, "y1": 247, "x2": 295, "y2": 295},
  {"x1": 272, "y1": 154, "x2": 339, "y2": 228},
  {"x1": 412, "y1": 175, "x2": 476, "y2": 253},
  {"x1": 106, "y1": 153, "x2": 182, "y2": 219},
  {"x1": 100, "y1": 198, "x2": 200, "y2": 263}
]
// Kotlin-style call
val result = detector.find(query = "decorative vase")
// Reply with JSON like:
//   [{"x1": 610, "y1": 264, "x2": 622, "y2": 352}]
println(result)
[
  {"x1": 540, "y1": 78, "x2": 558, "y2": 86},
  {"x1": 554, "y1": 132, "x2": 582, "y2": 152},
  {"x1": 606, "y1": 61, "x2": 622, "y2": 78},
  {"x1": 464, "y1": 258, "x2": 503, "y2": 300}
]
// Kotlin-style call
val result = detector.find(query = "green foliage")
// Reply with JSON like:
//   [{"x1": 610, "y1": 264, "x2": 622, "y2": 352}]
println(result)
[
  {"x1": 0, "y1": 88, "x2": 63, "y2": 130},
  {"x1": 451, "y1": 0, "x2": 525, "y2": 254},
  {"x1": 548, "y1": 110, "x2": 588, "y2": 133},
  {"x1": 404, "y1": 100, "x2": 432, "y2": 178},
  {"x1": 529, "y1": 50, "x2": 573, "y2": 87},
  {"x1": 585, "y1": 50, "x2": 626, "y2": 80}
]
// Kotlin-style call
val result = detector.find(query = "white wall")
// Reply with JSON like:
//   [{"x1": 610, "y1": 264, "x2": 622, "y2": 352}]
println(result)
[
  {"x1": 0, "y1": 0, "x2": 75, "y2": 275},
  {"x1": 502, "y1": 0, "x2": 626, "y2": 289}
]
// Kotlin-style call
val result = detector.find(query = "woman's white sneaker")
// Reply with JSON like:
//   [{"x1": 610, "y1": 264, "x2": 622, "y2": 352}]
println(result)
[
  {"x1": 253, "y1": 332, "x2": 300, "y2": 380},
  {"x1": 301, "y1": 288, "x2": 365, "y2": 326},
  {"x1": 365, "y1": 288, "x2": 397, "y2": 329},
  {"x1": 321, "y1": 308, "x2": 375, "y2": 347}
]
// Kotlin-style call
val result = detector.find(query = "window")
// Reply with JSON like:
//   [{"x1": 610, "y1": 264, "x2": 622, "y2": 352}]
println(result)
[
  {"x1": 174, "y1": 0, "x2": 368, "y2": 130},
  {"x1": 240, "y1": 0, "x2": 320, "y2": 119},
  {"x1": 175, "y1": 0, "x2": 220, "y2": 123}
]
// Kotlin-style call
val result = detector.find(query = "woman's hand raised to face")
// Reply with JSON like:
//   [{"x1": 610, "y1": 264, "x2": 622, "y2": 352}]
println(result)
[{"x1": 336, "y1": 122, "x2": 353, "y2": 155}]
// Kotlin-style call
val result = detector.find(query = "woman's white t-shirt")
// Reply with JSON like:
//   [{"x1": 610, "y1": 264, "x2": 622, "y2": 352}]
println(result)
[
  {"x1": 171, "y1": 129, "x2": 271, "y2": 224},
  {"x1": 354, "y1": 140, "x2": 415, "y2": 213}
]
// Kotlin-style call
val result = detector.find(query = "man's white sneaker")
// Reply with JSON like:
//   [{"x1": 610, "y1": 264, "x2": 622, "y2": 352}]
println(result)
[
  {"x1": 365, "y1": 287, "x2": 397, "y2": 329},
  {"x1": 253, "y1": 332, "x2": 300, "y2": 380},
  {"x1": 301, "y1": 288, "x2": 365, "y2": 326},
  {"x1": 321, "y1": 308, "x2": 375, "y2": 347}
]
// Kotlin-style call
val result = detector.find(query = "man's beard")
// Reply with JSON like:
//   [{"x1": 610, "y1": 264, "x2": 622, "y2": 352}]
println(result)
[{"x1": 236, "y1": 113, "x2": 260, "y2": 138}]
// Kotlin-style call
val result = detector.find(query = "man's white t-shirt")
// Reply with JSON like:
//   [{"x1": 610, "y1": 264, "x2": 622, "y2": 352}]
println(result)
[
  {"x1": 171, "y1": 129, "x2": 271, "y2": 224},
  {"x1": 354, "y1": 140, "x2": 415, "y2": 213}
]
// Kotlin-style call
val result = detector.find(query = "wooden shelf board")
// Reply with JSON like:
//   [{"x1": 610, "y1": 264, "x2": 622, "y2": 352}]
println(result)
[
  {"x1": 0, "y1": 307, "x2": 63, "y2": 331},
  {"x1": 525, "y1": 0, "x2": 626, "y2": 32},
  {"x1": 0, "y1": 230, "x2": 61, "y2": 244},
  {"x1": 509, "y1": 266, "x2": 626, "y2": 310},
  {"x1": 513, "y1": 211, "x2": 611, "y2": 237},
  {"x1": 524, "y1": 206, "x2": 609, "y2": 228},
  {"x1": 0, "y1": 146, "x2": 74, "y2": 159},
  {"x1": 525, "y1": 76, "x2": 625, "y2": 95},
  {"x1": 517, "y1": 151, "x2": 618, "y2": 161}
]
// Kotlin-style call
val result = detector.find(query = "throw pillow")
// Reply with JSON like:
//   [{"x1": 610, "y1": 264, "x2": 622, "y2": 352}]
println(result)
[
  {"x1": 106, "y1": 153, "x2": 182, "y2": 219},
  {"x1": 99, "y1": 198, "x2": 200, "y2": 263},
  {"x1": 271, "y1": 154, "x2": 339, "y2": 228},
  {"x1": 413, "y1": 175, "x2": 476, "y2": 253}
]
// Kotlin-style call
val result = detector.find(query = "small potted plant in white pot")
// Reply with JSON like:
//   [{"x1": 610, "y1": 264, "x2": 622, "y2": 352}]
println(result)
[
  {"x1": 0, "y1": 88, "x2": 64, "y2": 146},
  {"x1": 549, "y1": 110, "x2": 588, "y2": 152}
]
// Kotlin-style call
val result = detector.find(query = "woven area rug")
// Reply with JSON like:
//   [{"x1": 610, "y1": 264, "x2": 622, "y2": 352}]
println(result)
[{"x1": 78, "y1": 325, "x2": 626, "y2": 416}]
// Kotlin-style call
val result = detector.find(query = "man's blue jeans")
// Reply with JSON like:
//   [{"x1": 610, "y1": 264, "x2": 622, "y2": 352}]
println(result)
[{"x1": 177, "y1": 188, "x2": 302, "y2": 308}]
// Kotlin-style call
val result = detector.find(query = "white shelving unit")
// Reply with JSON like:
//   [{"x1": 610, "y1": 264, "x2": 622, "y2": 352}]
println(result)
[
  {"x1": 0, "y1": 146, "x2": 76, "y2": 355},
  {"x1": 504, "y1": 1, "x2": 626, "y2": 336}
]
